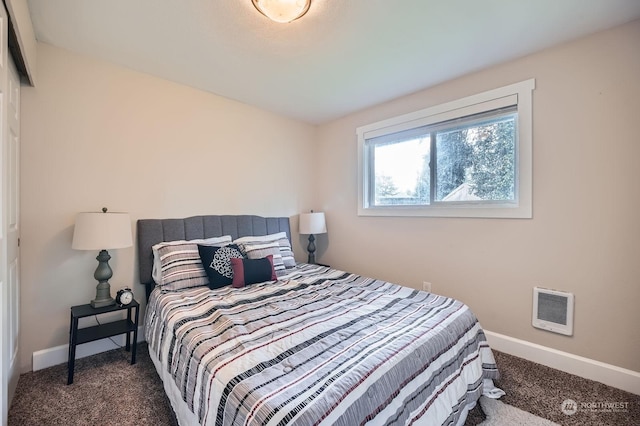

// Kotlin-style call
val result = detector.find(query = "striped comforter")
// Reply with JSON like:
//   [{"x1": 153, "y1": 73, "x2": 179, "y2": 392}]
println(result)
[{"x1": 145, "y1": 264, "x2": 501, "y2": 426}]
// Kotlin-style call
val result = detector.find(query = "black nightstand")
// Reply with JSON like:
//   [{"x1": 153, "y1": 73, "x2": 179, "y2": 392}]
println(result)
[{"x1": 67, "y1": 299, "x2": 139, "y2": 385}]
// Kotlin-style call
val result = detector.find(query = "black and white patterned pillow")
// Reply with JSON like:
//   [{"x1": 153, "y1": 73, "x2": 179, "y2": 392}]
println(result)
[{"x1": 197, "y1": 244, "x2": 244, "y2": 289}]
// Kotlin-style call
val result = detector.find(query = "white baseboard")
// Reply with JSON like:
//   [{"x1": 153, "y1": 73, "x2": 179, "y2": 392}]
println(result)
[
  {"x1": 485, "y1": 330, "x2": 640, "y2": 395},
  {"x1": 32, "y1": 326, "x2": 146, "y2": 371}
]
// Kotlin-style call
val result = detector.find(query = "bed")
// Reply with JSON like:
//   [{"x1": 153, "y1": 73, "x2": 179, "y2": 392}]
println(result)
[{"x1": 138, "y1": 215, "x2": 503, "y2": 426}]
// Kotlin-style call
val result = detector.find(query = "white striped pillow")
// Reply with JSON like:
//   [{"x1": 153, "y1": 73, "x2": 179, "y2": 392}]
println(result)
[
  {"x1": 234, "y1": 232, "x2": 296, "y2": 269},
  {"x1": 152, "y1": 236, "x2": 232, "y2": 290},
  {"x1": 238, "y1": 241, "x2": 284, "y2": 271}
]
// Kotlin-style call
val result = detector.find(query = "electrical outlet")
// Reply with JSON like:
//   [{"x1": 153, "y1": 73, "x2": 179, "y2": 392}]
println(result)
[{"x1": 422, "y1": 281, "x2": 432, "y2": 292}]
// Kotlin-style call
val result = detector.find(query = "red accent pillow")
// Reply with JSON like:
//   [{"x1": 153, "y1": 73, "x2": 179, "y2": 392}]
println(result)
[{"x1": 231, "y1": 255, "x2": 277, "y2": 288}]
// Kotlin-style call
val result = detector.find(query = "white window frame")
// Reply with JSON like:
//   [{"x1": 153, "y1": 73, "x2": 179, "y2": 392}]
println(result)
[{"x1": 357, "y1": 79, "x2": 535, "y2": 218}]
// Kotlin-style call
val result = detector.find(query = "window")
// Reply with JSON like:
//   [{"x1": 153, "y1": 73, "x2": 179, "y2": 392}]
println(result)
[{"x1": 357, "y1": 79, "x2": 534, "y2": 218}]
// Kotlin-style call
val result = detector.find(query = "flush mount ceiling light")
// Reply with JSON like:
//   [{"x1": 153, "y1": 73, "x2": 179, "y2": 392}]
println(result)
[{"x1": 252, "y1": 0, "x2": 311, "y2": 23}]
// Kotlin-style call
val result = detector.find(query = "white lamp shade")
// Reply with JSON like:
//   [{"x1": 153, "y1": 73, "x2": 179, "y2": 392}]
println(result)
[
  {"x1": 72, "y1": 212, "x2": 133, "y2": 250},
  {"x1": 299, "y1": 212, "x2": 327, "y2": 235}
]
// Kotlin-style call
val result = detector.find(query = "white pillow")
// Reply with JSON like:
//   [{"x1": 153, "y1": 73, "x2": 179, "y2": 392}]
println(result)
[
  {"x1": 233, "y1": 232, "x2": 296, "y2": 269},
  {"x1": 238, "y1": 241, "x2": 285, "y2": 272},
  {"x1": 151, "y1": 235, "x2": 232, "y2": 284}
]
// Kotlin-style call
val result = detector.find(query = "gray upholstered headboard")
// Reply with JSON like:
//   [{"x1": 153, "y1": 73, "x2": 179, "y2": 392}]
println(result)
[{"x1": 137, "y1": 215, "x2": 291, "y2": 300}]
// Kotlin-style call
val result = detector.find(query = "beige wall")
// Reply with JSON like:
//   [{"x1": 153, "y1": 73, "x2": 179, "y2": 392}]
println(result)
[
  {"x1": 19, "y1": 44, "x2": 317, "y2": 372},
  {"x1": 315, "y1": 20, "x2": 640, "y2": 372}
]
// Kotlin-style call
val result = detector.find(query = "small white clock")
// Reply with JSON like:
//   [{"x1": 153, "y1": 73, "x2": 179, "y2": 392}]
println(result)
[{"x1": 115, "y1": 287, "x2": 134, "y2": 306}]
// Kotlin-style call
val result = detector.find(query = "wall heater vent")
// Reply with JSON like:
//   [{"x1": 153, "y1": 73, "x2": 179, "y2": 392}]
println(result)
[{"x1": 532, "y1": 287, "x2": 574, "y2": 336}]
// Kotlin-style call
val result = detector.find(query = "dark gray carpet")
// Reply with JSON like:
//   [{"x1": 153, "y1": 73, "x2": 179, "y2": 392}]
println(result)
[
  {"x1": 489, "y1": 351, "x2": 639, "y2": 426},
  {"x1": 8, "y1": 343, "x2": 176, "y2": 426},
  {"x1": 7, "y1": 344, "x2": 639, "y2": 425}
]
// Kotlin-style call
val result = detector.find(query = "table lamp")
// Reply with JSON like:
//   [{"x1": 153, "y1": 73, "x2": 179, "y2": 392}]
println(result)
[
  {"x1": 298, "y1": 211, "x2": 327, "y2": 264},
  {"x1": 72, "y1": 208, "x2": 133, "y2": 308}
]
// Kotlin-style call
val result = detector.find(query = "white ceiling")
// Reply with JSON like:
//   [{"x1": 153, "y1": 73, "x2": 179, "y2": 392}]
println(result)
[{"x1": 26, "y1": 0, "x2": 640, "y2": 124}]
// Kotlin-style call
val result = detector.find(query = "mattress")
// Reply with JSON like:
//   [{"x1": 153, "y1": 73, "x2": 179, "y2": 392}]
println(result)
[{"x1": 145, "y1": 264, "x2": 502, "y2": 425}]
